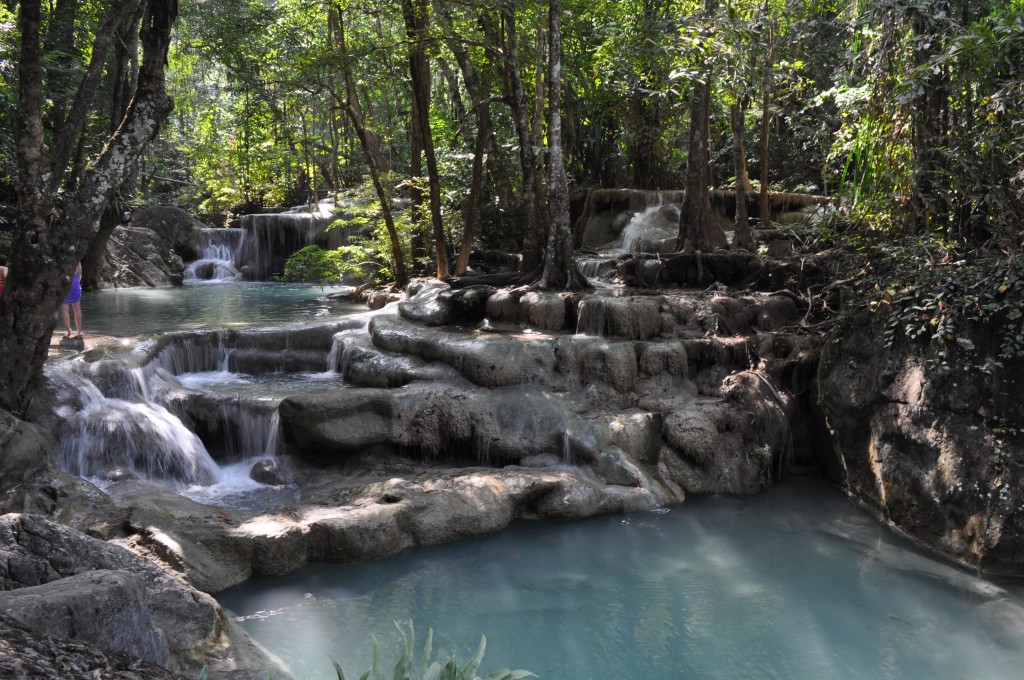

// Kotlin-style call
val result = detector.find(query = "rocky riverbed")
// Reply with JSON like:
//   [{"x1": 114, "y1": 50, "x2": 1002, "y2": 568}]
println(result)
[{"x1": 2, "y1": 245, "x2": 1022, "y2": 677}]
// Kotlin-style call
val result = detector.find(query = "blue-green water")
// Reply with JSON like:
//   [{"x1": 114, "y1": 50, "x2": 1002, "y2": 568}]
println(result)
[
  {"x1": 78, "y1": 282, "x2": 362, "y2": 337},
  {"x1": 217, "y1": 480, "x2": 1024, "y2": 680}
]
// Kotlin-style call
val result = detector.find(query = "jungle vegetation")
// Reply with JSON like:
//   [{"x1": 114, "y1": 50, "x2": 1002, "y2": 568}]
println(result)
[{"x1": 0, "y1": 0, "x2": 1022, "y2": 414}]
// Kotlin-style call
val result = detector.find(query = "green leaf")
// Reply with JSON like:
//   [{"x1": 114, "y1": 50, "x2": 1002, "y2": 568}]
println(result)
[
  {"x1": 331, "y1": 658, "x2": 347, "y2": 680},
  {"x1": 459, "y1": 636, "x2": 486, "y2": 680},
  {"x1": 421, "y1": 661, "x2": 443, "y2": 680},
  {"x1": 418, "y1": 628, "x2": 434, "y2": 678}
]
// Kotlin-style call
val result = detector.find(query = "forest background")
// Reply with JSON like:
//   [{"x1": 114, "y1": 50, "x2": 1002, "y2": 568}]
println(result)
[{"x1": 0, "y1": 0, "x2": 1022, "y2": 414}]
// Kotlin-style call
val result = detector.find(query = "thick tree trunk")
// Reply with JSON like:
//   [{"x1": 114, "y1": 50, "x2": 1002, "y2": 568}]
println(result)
[
  {"x1": 403, "y1": 0, "x2": 449, "y2": 280},
  {"x1": 539, "y1": 0, "x2": 588, "y2": 291},
  {"x1": 456, "y1": 114, "x2": 488, "y2": 276},
  {"x1": 0, "y1": 0, "x2": 177, "y2": 416},
  {"x1": 731, "y1": 100, "x2": 754, "y2": 251},
  {"x1": 82, "y1": 6, "x2": 145, "y2": 291},
  {"x1": 681, "y1": 71, "x2": 714, "y2": 253},
  {"x1": 680, "y1": 0, "x2": 727, "y2": 254}
]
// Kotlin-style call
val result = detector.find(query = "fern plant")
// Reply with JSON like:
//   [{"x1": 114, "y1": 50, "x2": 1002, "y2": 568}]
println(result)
[{"x1": 331, "y1": 622, "x2": 535, "y2": 680}]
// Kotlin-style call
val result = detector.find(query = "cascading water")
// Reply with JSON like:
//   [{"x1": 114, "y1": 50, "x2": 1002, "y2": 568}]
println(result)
[
  {"x1": 576, "y1": 298, "x2": 607, "y2": 336},
  {"x1": 616, "y1": 204, "x2": 680, "y2": 254},
  {"x1": 185, "y1": 228, "x2": 245, "y2": 282},
  {"x1": 57, "y1": 365, "x2": 222, "y2": 487}
]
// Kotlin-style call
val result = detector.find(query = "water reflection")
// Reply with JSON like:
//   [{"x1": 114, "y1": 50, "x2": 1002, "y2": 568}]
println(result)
[
  {"x1": 217, "y1": 480, "x2": 1024, "y2": 680},
  {"x1": 79, "y1": 282, "x2": 361, "y2": 337}
]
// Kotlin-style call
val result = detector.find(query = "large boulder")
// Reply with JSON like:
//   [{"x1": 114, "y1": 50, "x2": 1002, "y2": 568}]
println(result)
[
  {"x1": 0, "y1": 612, "x2": 188, "y2": 680},
  {"x1": 818, "y1": 315, "x2": 1024, "y2": 575},
  {"x1": 0, "y1": 569, "x2": 171, "y2": 666},
  {"x1": 100, "y1": 206, "x2": 208, "y2": 288},
  {"x1": 0, "y1": 513, "x2": 287, "y2": 679},
  {"x1": 101, "y1": 226, "x2": 186, "y2": 288},
  {"x1": 133, "y1": 205, "x2": 206, "y2": 262}
]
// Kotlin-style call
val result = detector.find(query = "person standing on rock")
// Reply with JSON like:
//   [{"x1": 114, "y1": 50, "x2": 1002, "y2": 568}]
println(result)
[
  {"x1": 0, "y1": 254, "x2": 7, "y2": 296},
  {"x1": 61, "y1": 261, "x2": 83, "y2": 338}
]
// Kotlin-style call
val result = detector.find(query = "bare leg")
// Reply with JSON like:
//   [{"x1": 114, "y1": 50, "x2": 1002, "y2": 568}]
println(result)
[
  {"x1": 61, "y1": 303, "x2": 72, "y2": 336},
  {"x1": 72, "y1": 302, "x2": 82, "y2": 336}
]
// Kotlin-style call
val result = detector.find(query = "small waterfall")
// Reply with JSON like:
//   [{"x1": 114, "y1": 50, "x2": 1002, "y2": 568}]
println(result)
[
  {"x1": 185, "y1": 228, "x2": 244, "y2": 282},
  {"x1": 235, "y1": 211, "x2": 327, "y2": 281},
  {"x1": 149, "y1": 334, "x2": 231, "y2": 376},
  {"x1": 576, "y1": 298, "x2": 607, "y2": 336},
  {"x1": 58, "y1": 371, "x2": 221, "y2": 487},
  {"x1": 326, "y1": 332, "x2": 346, "y2": 373},
  {"x1": 216, "y1": 404, "x2": 281, "y2": 460},
  {"x1": 474, "y1": 429, "x2": 493, "y2": 466},
  {"x1": 578, "y1": 260, "x2": 606, "y2": 279},
  {"x1": 617, "y1": 205, "x2": 680, "y2": 254},
  {"x1": 562, "y1": 431, "x2": 573, "y2": 465}
]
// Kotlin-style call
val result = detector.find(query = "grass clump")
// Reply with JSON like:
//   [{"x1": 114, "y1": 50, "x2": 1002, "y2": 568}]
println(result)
[{"x1": 332, "y1": 622, "x2": 536, "y2": 680}]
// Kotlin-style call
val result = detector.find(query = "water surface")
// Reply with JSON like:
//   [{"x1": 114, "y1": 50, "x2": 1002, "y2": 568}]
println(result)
[
  {"x1": 79, "y1": 282, "x2": 360, "y2": 337},
  {"x1": 217, "y1": 480, "x2": 1024, "y2": 679}
]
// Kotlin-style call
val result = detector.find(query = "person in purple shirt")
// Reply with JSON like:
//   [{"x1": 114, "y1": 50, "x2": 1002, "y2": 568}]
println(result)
[{"x1": 61, "y1": 261, "x2": 83, "y2": 338}]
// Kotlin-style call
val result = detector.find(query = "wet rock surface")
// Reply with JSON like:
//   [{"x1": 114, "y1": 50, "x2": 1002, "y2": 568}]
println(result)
[{"x1": 11, "y1": 231, "x2": 1022, "y2": 677}]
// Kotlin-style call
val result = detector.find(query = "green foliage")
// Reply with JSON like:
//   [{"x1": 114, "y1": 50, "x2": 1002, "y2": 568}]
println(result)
[
  {"x1": 859, "y1": 239, "x2": 1024, "y2": 380},
  {"x1": 332, "y1": 622, "x2": 536, "y2": 680},
  {"x1": 280, "y1": 245, "x2": 346, "y2": 286}
]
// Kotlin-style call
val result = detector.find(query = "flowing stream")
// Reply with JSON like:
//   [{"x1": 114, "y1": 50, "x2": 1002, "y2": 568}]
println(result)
[{"x1": 217, "y1": 479, "x2": 1024, "y2": 680}]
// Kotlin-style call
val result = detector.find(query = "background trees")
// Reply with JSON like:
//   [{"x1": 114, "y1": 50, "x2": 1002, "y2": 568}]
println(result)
[{"x1": 0, "y1": 0, "x2": 1021, "y2": 408}]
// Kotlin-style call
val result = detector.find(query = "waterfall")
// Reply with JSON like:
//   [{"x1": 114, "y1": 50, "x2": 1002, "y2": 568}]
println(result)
[
  {"x1": 235, "y1": 212, "x2": 327, "y2": 281},
  {"x1": 148, "y1": 333, "x2": 232, "y2": 376},
  {"x1": 576, "y1": 298, "x2": 607, "y2": 336},
  {"x1": 213, "y1": 404, "x2": 281, "y2": 460},
  {"x1": 617, "y1": 205, "x2": 680, "y2": 254},
  {"x1": 58, "y1": 369, "x2": 222, "y2": 487},
  {"x1": 185, "y1": 228, "x2": 244, "y2": 282}
]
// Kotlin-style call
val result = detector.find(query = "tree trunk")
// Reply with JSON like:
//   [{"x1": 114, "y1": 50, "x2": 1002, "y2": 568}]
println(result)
[
  {"x1": 456, "y1": 113, "x2": 488, "y2": 276},
  {"x1": 498, "y1": 8, "x2": 542, "y2": 274},
  {"x1": 539, "y1": 0, "x2": 588, "y2": 291},
  {"x1": 731, "y1": 100, "x2": 754, "y2": 251},
  {"x1": 439, "y1": 2, "x2": 514, "y2": 215},
  {"x1": 82, "y1": 5, "x2": 145, "y2": 291},
  {"x1": 908, "y1": 2, "x2": 949, "y2": 234},
  {"x1": 403, "y1": 0, "x2": 449, "y2": 280},
  {"x1": 759, "y1": 21, "x2": 775, "y2": 228},
  {"x1": 681, "y1": 70, "x2": 714, "y2": 253},
  {"x1": 0, "y1": 0, "x2": 177, "y2": 416},
  {"x1": 333, "y1": 8, "x2": 408, "y2": 289}
]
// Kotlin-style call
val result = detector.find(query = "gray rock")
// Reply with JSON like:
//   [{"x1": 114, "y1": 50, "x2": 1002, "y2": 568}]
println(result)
[
  {"x1": 521, "y1": 291, "x2": 568, "y2": 331},
  {"x1": 0, "y1": 513, "x2": 287, "y2": 678},
  {"x1": 399, "y1": 281, "x2": 456, "y2": 326},
  {"x1": 134, "y1": 205, "x2": 206, "y2": 262},
  {"x1": 0, "y1": 612, "x2": 188, "y2": 679},
  {"x1": 0, "y1": 412, "x2": 51, "y2": 496},
  {"x1": 249, "y1": 458, "x2": 292, "y2": 486},
  {"x1": 101, "y1": 226, "x2": 185, "y2": 288},
  {"x1": 0, "y1": 569, "x2": 170, "y2": 666}
]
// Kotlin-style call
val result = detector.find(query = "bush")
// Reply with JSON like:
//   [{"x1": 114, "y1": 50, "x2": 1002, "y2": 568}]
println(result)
[{"x1": 279, "y1": 245, "x2": 345, "y2": 286}]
